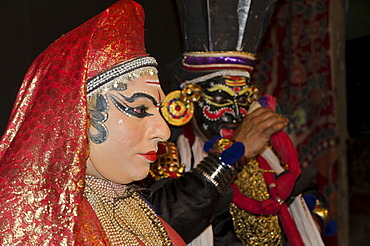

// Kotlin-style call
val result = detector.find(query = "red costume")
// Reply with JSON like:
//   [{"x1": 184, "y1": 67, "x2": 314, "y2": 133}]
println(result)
[{"x1": 0, "y1": 1, "x2": 184, "y2": 245}]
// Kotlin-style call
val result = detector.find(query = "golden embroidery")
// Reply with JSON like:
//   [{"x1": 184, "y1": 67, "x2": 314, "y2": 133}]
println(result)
[
  {"x1": 229, "y1": 158, "x2": 283, "y2": 245},
  {"x1": 150, "y1": 141, "x2": 185, "y2": 180}
]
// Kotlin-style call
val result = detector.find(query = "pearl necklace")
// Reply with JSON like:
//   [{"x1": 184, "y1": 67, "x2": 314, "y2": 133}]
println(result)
[{"x1": 84, "y1": 175, "x2": 172, "y2": 246}]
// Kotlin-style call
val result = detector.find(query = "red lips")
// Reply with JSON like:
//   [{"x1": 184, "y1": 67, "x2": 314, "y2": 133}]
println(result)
[
  {"x1": 220, "y1": 128, "x2": 236, "y2": 139},
  {"x1": 139, "y1": 151, "x2": 157, "y2": 162}
]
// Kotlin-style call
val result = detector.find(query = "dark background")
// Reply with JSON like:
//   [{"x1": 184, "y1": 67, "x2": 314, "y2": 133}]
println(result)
[
  {"x1": 1, "y1": 0, "x2": 369, "y2": 138},
  {"x1": 1, "y1": 0, "x2": 370, "y2": 244},
  {"x1": 0, "y1": 0, "x2": 182, "y2": 134}
]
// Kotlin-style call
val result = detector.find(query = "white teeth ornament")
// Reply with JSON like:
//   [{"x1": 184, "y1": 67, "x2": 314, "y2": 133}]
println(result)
[
  {"x1": 202, "y1": 105, "x2": 236, "y2": 122},
  {"x1": 221, "y1": 115, "x2": 229, "y2": 122},
  {"x1": 202, "y1": 123, "x2": 209, "y2": 130}
]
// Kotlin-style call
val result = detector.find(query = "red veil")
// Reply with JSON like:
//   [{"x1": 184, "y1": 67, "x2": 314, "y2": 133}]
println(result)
[{"x1": 0, "y1": 1, "x2": 148, "y2": 244}]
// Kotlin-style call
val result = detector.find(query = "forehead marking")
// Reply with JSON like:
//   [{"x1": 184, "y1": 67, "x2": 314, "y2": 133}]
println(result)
[
  {"x1": 145, "y1": 79, "x2": 161, "y2": 87},
  {"x1": 224, "y1": 76, "x2": 248, "y2": 87}
]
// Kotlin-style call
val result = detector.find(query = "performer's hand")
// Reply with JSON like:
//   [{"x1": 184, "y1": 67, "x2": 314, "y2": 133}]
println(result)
[{"x1": 233, "y1": 107, "x2": 288, "y2": 159}]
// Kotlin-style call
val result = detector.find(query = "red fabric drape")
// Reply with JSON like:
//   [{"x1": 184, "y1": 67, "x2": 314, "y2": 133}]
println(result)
[
  {"x1": 232, "y1": 130, "x2": 304, "y2": 245},
  {"x1": 0, "y1": 1, "x2": 161, "y2": 244},
  {"x1": 253, "y1": 1, "x2": 338, "y2": 243}
]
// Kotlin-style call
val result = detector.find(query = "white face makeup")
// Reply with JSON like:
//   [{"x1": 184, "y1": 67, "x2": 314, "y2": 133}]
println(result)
[{"x1": 86, "y1": 75, "x2": 170, "y2": 184}]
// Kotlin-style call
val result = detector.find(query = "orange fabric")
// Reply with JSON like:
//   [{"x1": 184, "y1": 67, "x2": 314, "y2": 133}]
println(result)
[
  {"x1": 75, "y1": 198, "x2": 111, "y2": 245},
  {"x1": 0, "y1": 0, "x2": 150, "y2": 244},
  {"x1": 159, "y1": 217, "x2": 186, "y2": 246}
]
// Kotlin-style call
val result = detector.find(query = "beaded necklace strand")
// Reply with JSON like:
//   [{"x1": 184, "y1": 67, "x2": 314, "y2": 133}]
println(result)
[{"x1": 84, "y1": 175, "x2": 172, "y2": 246}]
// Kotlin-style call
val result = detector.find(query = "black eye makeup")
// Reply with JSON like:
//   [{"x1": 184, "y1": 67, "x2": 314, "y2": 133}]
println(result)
[{"x1": 109, "y1": 92, "x2": 158, "y2": 118}]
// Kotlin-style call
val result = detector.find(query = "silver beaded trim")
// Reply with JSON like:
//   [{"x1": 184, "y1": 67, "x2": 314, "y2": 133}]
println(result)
[
  {"x1": 180, "y1": 70, "x2": 251, "y2": 88},
  {"x1": 197, "y1": 168, "x2": 220, "y2": 187},
  {"x1": 86, "y1": 56, "x2": 158, "y2": 97}
]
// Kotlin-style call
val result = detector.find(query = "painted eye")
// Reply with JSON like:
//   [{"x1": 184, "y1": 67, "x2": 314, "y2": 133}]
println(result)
[
  {"x1": 109, "y1": 93, "x2": 156, "y2": 119},
  {"x1": 214, "y1": 96, "x2": 227, "y2": 104},
  {"x1": 124, "y1": 105, "x2": 153, "y2": 118},
  {"x1": 237, "y1": 96, "x2": 248, "y2": 104},
  {"x1": 132, "y1": 105, "x2": 150, "y2": 116}
]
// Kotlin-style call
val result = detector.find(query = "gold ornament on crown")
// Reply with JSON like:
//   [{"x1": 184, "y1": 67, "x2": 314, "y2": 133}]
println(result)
[
  {"x1": 246, "y1": 85, "x2": 262, "y2": 104},
  {"x1": 229, "y1": 158, "x2": 283, "y2": 245}
]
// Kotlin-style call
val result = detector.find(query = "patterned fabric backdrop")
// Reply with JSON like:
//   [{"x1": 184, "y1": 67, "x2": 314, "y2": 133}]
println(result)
[{"x1": 252, "y1": 0, "x2": 338, "y2": 244}]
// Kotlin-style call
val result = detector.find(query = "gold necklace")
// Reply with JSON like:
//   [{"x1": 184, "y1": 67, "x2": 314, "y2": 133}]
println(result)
[{"x1": 84, "y1": 175, "x2": 172, "y2": 246}]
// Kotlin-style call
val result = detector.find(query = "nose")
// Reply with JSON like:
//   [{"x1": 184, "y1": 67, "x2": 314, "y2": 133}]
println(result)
[
  {"x1": 149, "y1": 110, "x2": 171, "y2": 142},
  {"x1": 223, "y1": 111, "x2": 242, "y2": 124},
  {"x1": 226, "y1": 100, "x2": 242, "y2": 124}
]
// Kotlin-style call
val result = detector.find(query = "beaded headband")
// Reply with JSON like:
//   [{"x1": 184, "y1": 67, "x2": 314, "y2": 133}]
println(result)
[
  {"x1": 180, "y1": 69, "x2": 251, "y2": 88},
  {"x1": 86, "y1": 56, "x2": 158, "y2": 102}
]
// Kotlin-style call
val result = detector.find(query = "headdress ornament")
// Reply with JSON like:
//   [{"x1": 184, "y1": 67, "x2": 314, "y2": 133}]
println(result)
[
  {"x1": 175, "y1": 0, "x2": 277, "y2": 81},
  {"x1": 0, "y1": 1, "x2": 158, "y2": 244},
  {"x1": 161, "y1": 0, "x2": 276, "y2": 126}
]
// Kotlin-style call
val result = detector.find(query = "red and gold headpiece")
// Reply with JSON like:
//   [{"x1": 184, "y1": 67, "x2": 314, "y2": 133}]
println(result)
[
  {"x1": 0, "y1": 1, "x2": 156, "y2": 244},
  {"x1": 83, "y1": 0, "x2": 158, "y2": 102}
]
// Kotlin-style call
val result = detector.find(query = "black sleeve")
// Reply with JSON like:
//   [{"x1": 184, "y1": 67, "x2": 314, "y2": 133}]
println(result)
[
  {"x1": 147, "y1": 171, "x2": 230, "y2": 243},
  {"x1": 212, "y1": 202, "x2": 243, "y2": 246}
]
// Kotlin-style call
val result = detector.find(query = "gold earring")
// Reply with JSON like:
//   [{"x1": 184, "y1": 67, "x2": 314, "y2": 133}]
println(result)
[
  {"x1": 246, "y1": 85, "x2": 262, "y2": 104},
  {"x1": 161, "y1": 84, "x2": 202, "y2": 126}
]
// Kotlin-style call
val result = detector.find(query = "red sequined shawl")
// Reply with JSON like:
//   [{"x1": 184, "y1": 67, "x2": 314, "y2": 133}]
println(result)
[{"x1": 0, "y1": 0, "x2": 149, "y2": 244}]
